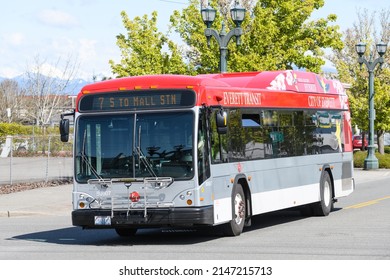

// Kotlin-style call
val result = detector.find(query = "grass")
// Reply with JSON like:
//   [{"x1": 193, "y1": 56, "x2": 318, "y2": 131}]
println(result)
[{"x1": 353, "y1": 150, "x2": 390, "y2": 169}]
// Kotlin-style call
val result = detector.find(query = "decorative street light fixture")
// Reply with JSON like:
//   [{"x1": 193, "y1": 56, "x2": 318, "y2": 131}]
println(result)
[
  {"x1": 355, "y1": 41, "x2": 388, "y2": 170},
  {"x1": 201, "y1": 1, "x2": 246, "y2": 73}
]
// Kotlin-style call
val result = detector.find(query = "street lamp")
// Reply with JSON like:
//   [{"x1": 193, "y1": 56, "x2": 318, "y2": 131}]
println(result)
[
  {"x1": 201, "y1": 1, "x2": 246, "y2": 73},
  {"x1": 356, "y1": 41, "x2": 388, "y2": 170}
]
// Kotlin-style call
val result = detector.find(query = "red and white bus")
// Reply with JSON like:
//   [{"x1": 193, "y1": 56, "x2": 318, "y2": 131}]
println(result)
[{"x1": 60, "y1": 70, "x2": 354, "y2": 236}]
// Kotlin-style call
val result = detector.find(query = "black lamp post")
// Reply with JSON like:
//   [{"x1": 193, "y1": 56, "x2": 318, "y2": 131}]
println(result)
[
  {"x1": 201, "y1": 1, "x2": 246, "y2": 73},
  {"x1": 355, "y1": 41, "x2": 388, "y2": 170}
]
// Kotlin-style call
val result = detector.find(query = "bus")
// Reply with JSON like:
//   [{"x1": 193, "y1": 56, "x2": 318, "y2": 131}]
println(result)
[{"x1": 60, "y1": 70, "x2": 354, "y2": 237}]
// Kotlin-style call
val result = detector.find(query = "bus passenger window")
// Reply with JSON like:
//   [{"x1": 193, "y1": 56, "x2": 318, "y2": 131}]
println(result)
[
  {"x1": 198, "y1": 111, "x2": 210, "y2": 184},
  {"x1": 210, "y1": 110, "x2": 228, "y2": 163}
]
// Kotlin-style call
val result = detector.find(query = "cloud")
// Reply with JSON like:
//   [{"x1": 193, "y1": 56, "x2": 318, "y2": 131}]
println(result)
[
  {"x1": 1, "y1": 32, "x2": 24, "y2": 47},
  {"x1": 0, "y1": 67, "x2": 23, "y2": 79},
  {"x1": 38, "y1": 9, "x2": 79, "y2": 28},
  {"x1": 9, "y1": 33, "x2": 24, "y2": 46},
  {"x1": 78, "y1": 39, "x2": 97, "y2": 60}
]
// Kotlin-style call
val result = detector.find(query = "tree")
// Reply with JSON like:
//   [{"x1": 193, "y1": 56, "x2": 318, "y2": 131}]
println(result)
[
  {"x1": 109, "y1": 11, "x2": 192, "y2": 77},
  {"x1": 0, "y1": 79, "x2": 25, "y2": 123},
  {"x1": 23, "y1": 55, "x2": 78, "y2": 128},
  {"x1": 170, "y1": 0, "x2": 343, "y2": 73},
  {"x1": 329, "y1": 8, "x2": 390, "y2": 154}
]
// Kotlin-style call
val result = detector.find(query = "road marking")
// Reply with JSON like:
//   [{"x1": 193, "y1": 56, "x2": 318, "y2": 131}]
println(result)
[{"x1": 345, "y1": 196, "x2": 390, "y2": 209}]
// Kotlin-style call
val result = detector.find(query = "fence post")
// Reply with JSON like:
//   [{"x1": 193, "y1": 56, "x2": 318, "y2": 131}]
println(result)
[
  {"x1": 46, "y1": 136, "x2": 51, "y2": 183},
  {"x1": 10, "y1": 136, "x2": 13, "y2": 185}
]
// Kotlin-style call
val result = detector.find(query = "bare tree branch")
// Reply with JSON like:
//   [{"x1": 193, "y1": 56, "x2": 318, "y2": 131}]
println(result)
[{"x1": 22, "y1": 55, "x2": 79, "y2": 127}]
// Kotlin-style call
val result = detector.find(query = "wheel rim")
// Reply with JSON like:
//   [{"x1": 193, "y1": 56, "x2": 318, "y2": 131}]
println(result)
[
  {"x1": 323, "y1": 180, "x2": 331, "y2": 207},
  {"x1": 234, "y1": 193, "x2": 245, "y2": 225}
]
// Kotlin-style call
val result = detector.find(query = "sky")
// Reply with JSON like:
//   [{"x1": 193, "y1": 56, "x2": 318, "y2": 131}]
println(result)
[{"x1": 1, "y1": 0, "x2": 389, "y2": 80}]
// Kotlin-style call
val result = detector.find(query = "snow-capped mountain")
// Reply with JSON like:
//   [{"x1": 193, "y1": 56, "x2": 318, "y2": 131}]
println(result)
[{"x1": 0, "y1": 74, "x2": 91, "y2": 95}]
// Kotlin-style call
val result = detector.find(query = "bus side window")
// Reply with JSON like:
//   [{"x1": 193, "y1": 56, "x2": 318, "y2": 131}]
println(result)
[
  {"x1": 198, "y1": 111, "x2": 210, "y2": 184},
  {"x1": 210, "y1": 110, "x2": 228, "y2": 163}
]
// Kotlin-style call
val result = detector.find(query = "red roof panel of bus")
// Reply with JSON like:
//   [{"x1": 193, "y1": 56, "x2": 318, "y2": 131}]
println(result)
[
  {"x1": 199, "y1": 70, "x2": 345, "y2": 95},
  {"x1": 77, "y1": 71, "x2": 347, "y2": 110},
  {"x1": 80, "y1": 74, "x2": 230, "y2": 93},
  {"x1": 80, "y1": 71, "x2": 344, "y2": 95}
]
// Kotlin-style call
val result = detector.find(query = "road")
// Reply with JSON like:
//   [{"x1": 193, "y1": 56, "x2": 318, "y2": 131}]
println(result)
[
  {"x1": 0, "y1": 169, "x2": 389, "y2": 261},
  {"x1": 1, "y1": 169, "x2": 389, "y2": 279}
]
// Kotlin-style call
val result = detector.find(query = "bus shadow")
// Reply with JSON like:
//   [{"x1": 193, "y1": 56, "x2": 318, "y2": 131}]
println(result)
[
  {"x1": 9, "y1": 226, "x2": 220, "y2": 246},
  {"x1": 244, "y1": 209, "x2": 308, "y2": 233},
  {"x1": 10, "y1": 208, "x2": 343, "y2": 246},
  {"x1": 244, "y1": 207, "x2": 343, "y2": 233}
]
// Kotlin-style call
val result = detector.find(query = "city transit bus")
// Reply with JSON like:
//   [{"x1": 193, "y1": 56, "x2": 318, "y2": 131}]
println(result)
[{"x1": 60, "y1": 70, "x2": 354, "y2": 237}]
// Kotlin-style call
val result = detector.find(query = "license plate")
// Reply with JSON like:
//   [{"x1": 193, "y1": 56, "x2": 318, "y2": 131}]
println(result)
[{"x1": 94, "y1": 216, "x2": 111, "y2": 225}]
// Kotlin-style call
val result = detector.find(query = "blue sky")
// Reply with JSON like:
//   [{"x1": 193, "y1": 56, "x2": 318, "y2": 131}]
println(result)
[{"x1": 0, "y1": 0, "x2": 389, "y2": 79}]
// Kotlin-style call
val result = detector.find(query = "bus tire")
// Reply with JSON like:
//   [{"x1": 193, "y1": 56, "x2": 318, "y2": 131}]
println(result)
[
  {"x1": 115, "y1": 227, "x2": 137, "y2": 237},
  {"x1": 313, "y1": 171, "x2": 333, "y2": 216},
  {"x1": 224, "y1": 183, "x2": 246, "y2": 236}
]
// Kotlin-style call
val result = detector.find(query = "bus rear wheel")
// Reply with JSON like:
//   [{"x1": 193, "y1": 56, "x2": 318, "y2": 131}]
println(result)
[
  {"x1": 224, "y1": 183, "x2": 246, "y2": 236},
  {"x1": 115, "y1": 227, "x2": 138, "y2": 237},
  {"x1": 313, "y1": 171, "x2": 333, "y2": 216}
]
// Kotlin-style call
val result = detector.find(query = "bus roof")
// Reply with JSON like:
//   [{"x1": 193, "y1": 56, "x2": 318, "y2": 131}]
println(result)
[
  {"x1": 81, "y1": 70, "x2": 345, "y2": 96},
  {"x1": 77, "y1": 71, "x2": 348, "y2": 111}
]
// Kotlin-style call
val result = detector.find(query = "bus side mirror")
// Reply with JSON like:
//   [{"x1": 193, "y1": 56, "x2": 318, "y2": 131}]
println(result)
[
  {"x1": 216, "y1": 110, "x2": 228, "y2": 134},
  {"x1": 60, "y1": 118, "x2": 70, "y2": 142}
]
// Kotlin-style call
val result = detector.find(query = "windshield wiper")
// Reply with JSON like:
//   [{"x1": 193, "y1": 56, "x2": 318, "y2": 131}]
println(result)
[
  {"x1": 135, "y1": 124, "x2": 158, "y2": 178},
  {"x1": 80, "y1": 128, "x2": 104, "y2": 181}
]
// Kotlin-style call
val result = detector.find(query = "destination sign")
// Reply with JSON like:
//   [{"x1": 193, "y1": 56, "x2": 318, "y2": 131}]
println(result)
[{"x1": 79, "y1": 90, "x2": 196, "y2": 112}]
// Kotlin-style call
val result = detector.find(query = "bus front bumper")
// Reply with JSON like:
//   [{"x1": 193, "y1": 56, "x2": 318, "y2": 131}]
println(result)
[{"x1": 72, "y1": 206, "x2": 214, "y2": 229}]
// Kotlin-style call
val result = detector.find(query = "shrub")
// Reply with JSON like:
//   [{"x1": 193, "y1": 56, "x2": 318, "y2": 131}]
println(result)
[
  {"x1": 353, "y1": 151, "x2": 390, "y2": 169},
  {"x1": 0, "y1": 123, "x2": 31, "y2": 138},
  {"x1": 0, "y1": 123, "x2": 73, "y2": 157}
]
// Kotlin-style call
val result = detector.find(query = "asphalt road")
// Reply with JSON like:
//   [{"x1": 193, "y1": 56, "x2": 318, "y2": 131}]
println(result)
[
  {"x1": 0, "y1": 169, "x2": 389, "y2": 261},
  {"x1": 1, "y1": 168, "x2": 389, "y2": 280}
]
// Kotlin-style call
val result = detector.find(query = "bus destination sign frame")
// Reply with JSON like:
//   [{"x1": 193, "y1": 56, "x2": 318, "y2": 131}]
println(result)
[{"x1": 79, "y1": 90, "x2": 196, "y2": 112}]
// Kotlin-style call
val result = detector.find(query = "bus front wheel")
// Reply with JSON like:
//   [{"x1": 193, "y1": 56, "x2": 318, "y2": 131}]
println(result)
[{"x1": 224, "y1": 183, "x2": 246, "y2": 236}]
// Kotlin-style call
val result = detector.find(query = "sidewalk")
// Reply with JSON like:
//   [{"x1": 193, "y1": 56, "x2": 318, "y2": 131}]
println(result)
[
  {"x1": 0, "y1": 184, "x2": 72, "y2": 217},
  {"x1": 352, "y1": 168, "x2": 390, "y2": 183},
  {"x1": 0, "y1": 169, "x2": 389, "y2": 218}
]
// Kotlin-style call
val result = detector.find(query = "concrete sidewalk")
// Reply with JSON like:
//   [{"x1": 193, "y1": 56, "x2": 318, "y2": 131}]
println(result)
[
  {"x1": 0, "y1": 169, "x2": 389, "y2": 218},
  {"x1": 0, "y1": 184, "x2": 72, "y2": 217}
]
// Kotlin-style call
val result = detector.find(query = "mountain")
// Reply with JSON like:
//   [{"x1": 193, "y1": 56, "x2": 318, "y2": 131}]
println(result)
[
  {"x1": 65, "y1": 78, "x2": 90, "y2": 95},
  {"x1": 0, "y1": 74, "x2": 91, "y2": 95}
]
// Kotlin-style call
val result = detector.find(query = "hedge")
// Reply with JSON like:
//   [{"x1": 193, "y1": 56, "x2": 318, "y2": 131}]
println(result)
[{"x1": 353, "y1": 151, "x2": 390, "y2": 169}]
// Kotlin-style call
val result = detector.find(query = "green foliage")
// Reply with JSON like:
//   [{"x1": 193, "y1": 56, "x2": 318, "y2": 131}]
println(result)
[
  {"x1": 0, "y1": 123, "x2": 72, "y2": 157},
  {"x1": 109, "y1": 11, "x2": 192, "y2": 77},
  {"x1": 330, "y1": 9, "x2": 390, "y2": 152},
  {"x1": 353, "y1": 151, "x2": 390, "y2": 168},
  {"x1": 109, "y1": 0, "x2": 343, "y2": 76},
  {"x1": 170, "y1": 0, "x2": 343, "y2": 73},
  {"x1": 0, "y1": 123, "x2": 31, "y2": 138}
]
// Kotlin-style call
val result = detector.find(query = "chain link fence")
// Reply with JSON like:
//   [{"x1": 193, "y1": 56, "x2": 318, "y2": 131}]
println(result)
[{"x1": 0, "y1": 134, "x2": 73, "y2": 185}]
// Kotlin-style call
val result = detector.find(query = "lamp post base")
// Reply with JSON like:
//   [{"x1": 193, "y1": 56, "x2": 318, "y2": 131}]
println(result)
[{"x1": 363, "y1": 157, "x2": 379, "y2": 170}]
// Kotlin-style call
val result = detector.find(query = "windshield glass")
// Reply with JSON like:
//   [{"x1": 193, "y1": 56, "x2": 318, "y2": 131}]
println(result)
[{"x1": 75, "y1": 111, "x2": 194, "y2": 182}]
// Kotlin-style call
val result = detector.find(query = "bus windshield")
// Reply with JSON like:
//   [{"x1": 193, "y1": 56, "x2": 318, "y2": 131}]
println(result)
[{"x1": 75, "y1": 111, "x2": 194, "y2": 183}]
